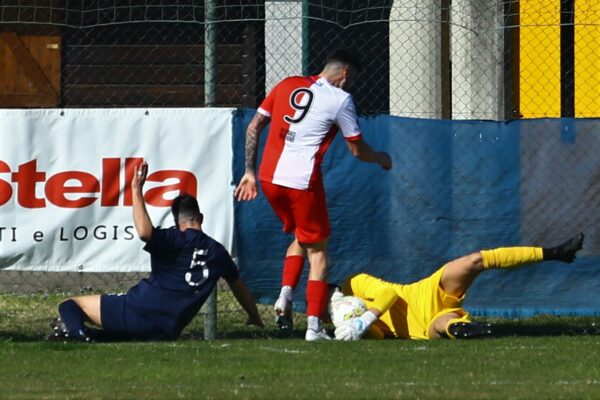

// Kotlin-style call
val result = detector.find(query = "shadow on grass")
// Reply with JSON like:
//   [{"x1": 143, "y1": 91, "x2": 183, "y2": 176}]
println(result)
[
  {"x1": 485, "y1": 321, "x2": 600, "y2": 337},
  {"x1": 2, "y1": 320, "x2": 599, "y2": 343},
  {"x1": 216, "y1": 328, "x2": 308, "y2": 340},
  {"x1": 215, "y1": 317, "x2": 600, "y2": 340},
  {"x1": 0, "y1": 327, "x2": 305, "y2": 343},
  {"x1": 0, "y1": 332, "x2": 46, "y2": 342}
]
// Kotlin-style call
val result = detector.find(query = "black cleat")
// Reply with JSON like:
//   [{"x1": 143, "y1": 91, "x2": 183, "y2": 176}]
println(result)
[
  {"x1": 447, "y1": 321, "x2": 493, "y2": 339},
  {"x1": 545, "y1": 233, "x2": 584, "y2": 263},
  {"x1": 47, "y1": 317, "x2": 68, "y2": 341},
  {"x1": 274, "y1": 296, "x2": 294, "y2": 335},
  {"x1": 275, "y1": 315, "x2": 294, "y2": 333},
  {"x1": 46, "y1": 318, "x2": 91, "y2": 343},
  {"x1": 49, "y1": 317, "x2": 67, "y2": 332},
  {"x1": 46, "y1": 330, "x2": 68, "y2": 342},
  {"x1": 46, "y1": 331, "x2": 91, "y2": 343}
]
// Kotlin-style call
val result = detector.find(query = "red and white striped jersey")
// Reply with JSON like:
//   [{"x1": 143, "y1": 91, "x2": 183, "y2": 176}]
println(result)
[{"x1": 257, "y1": 75, "x2": 362, "y2": 190}]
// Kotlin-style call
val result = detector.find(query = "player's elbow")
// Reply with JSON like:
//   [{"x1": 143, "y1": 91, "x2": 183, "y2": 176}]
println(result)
[
  {"x1": 136, "y1": 227, "x2": 153, "y2": 242},
  {"x1": 467, "y1": 252, "x2": 484, "y2": 272}
]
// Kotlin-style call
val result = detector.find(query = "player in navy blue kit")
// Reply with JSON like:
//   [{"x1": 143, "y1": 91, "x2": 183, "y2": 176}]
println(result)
[{"x1": 48, "y1": 161, "x2": 263, "y2": 341}]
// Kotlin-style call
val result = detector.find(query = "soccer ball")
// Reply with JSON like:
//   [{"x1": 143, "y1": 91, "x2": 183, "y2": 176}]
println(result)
[{"x1": 329, "y1": 295, "x2": 367, "y2": 328}]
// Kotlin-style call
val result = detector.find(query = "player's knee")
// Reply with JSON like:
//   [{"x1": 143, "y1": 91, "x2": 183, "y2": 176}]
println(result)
[
  {"x1": 305, "y1": 242, "x2": 328, "y2": 266},
  {"x1": 303, "y1": 239, "x2": 328, "y2": 253},
  {"x1": 69, "y1": 296, "x2": 101, "y2": 318},
  {"x1": 466, "y1": 252, "x2": 484, "y2": 272}
]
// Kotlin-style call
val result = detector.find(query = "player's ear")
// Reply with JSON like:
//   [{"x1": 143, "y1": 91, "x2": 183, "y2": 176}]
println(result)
[
  {"x1": 340, "y1": 66, "x2": 355, "y2": 90},
  {"x1": 198, "y1": 213, "x2": 204, "y2": 225}
]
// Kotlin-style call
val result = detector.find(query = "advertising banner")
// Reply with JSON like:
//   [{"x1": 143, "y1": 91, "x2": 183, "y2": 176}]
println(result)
[{"x1": 0, "y1": 108, "x2": 234, "y2": 272}]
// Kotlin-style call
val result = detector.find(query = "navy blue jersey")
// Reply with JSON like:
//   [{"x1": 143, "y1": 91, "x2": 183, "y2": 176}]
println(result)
[{"x1": 118, "y1": 227, "x2": 238, "y2": 339}]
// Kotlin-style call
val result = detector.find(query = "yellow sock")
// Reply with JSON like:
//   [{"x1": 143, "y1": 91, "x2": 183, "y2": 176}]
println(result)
[{"x1": 481, "y1": 247, "x2": 544, "y2": 269}]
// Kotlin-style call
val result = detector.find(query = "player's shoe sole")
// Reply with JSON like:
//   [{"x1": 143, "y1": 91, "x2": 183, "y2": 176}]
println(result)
[
  {"x1": 275, "y1": 315, "x2": 294, "y2": 332},
  {"x1": 557, "y1": 233, "x2": 584, "y2": 263},
  {"x1": 274, "y1": 297, "x2": 293, "y2": 333},
  {"x1": 46, "y1": 317, "x2": 91, "y2": 343},
  {"x1": 305, "y1": 328, "x2": 332, "y2": 341},
  {"x1": 46, "y1": 331, "x2": 91, "y2": 343},
  {"x1": 447, "y1": 321, "x2": 492, "y2": 339},
  {"x1": 47, "y1": 317, "x2": 67, "y2": 341}
]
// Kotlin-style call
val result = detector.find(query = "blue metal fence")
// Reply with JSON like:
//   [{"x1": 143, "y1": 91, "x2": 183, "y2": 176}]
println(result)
[{"x1": 233, "y1": 109, "x2": 600, "y2": 316}]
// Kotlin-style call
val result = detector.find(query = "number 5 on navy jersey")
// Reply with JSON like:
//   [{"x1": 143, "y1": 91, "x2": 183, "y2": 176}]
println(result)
[{"x1": 186, "y1": 248, "x2": 209, "y2": 287}]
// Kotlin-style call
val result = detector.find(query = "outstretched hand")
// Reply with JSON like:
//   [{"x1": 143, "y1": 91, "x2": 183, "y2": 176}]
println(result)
[
  {"x1": 246, "y1": 315, "x2": 264, "y2": 328},
  {"x1": 234, "y1": 172, "x2": 258, "y2": 201},
  {"x1": 334, "y1": 317, "x2": 366, "y2": 341},
  {"x1": 132, "y1": 161, "x2": 148, "y2": 192},
  {"x1": 378, "y1": 152, "x2": 392, "y2": 170}
]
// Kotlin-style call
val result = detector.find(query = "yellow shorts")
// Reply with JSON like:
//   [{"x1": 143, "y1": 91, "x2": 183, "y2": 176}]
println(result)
[{"x1": 343, "y1": 267, "x2": 470, "y2": 339}]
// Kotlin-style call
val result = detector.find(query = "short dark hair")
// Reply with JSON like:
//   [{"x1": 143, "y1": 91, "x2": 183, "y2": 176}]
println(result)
[
  {"x1": 325, "y1": 49, "x2": 362, "y2": 72},
  {"x1": 171, "y1": 194, "x2": 202, "y2": 222}
]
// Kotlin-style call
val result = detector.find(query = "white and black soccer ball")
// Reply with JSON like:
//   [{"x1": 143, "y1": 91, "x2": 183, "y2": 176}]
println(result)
[{"x1": 329, "y1": 295, "x2": 367, "y2": 328}]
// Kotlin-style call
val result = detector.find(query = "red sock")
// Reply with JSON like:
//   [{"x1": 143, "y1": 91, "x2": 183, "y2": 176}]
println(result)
[
  {"x1": 306, "y1": 280, "x2": 328, "y2": 317},
  {"x1": 281, "y1": 255, "x2": 305, "y2": 288}
]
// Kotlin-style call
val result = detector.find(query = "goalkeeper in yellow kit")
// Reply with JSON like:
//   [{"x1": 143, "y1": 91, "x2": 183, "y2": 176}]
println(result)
[{"x1": 332, "y1": 233, "x2": 584, "y2": 340}]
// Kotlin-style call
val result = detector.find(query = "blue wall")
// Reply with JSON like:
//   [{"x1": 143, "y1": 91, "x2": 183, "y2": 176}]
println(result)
[{"x1": 233, "y1": 109, "x2": 600, "y2": 317}]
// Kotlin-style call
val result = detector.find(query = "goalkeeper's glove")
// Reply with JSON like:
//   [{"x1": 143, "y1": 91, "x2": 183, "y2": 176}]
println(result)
[
  {"x1": 330, "y1": 289, "x2": 344, "y2": 304},
  {"x1": 334, "y1": 311, "x2": 377, "y2": 341},
  {"x1": 335, "y1": 318, "x2": 365, "y2": 341}
]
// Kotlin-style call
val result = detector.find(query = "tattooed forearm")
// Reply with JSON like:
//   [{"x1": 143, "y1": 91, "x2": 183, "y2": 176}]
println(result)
[
  {"x1": 245, "y1": 114, "x2": 268, "y2": 173},
  {"x1": 245, "y1": 127, "x2": 259, "y2": 173}
]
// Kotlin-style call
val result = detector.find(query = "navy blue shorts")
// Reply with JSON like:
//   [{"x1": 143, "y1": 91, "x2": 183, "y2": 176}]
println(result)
[{"x1": 100, "y1": 294, "x2": 168, "y2": 341}]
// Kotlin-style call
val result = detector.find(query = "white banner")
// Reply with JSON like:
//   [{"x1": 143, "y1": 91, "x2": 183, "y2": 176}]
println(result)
[{"x1": 0, "y1": 108, "x2": 234, "y2": 272}]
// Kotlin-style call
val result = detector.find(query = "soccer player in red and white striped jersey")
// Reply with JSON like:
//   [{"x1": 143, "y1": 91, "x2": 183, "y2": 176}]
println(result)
[{"x1": 235, "y1": 49, "x2": 392, "y2": 341}]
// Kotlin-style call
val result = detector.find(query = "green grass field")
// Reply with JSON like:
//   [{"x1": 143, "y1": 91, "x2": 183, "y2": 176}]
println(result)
[{"x1": 2, "y1": 293, "x2": 600, "y2": 399}]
